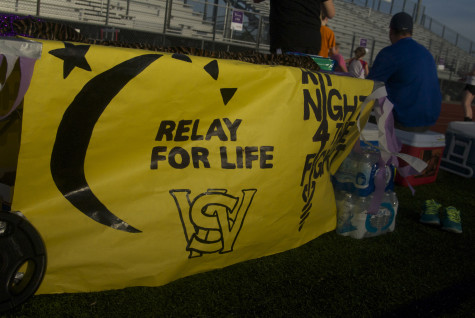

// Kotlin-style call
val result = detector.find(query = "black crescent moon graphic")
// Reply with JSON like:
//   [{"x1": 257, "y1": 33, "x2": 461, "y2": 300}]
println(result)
[{"x1": 51, "y1": 54, "x2": 162, "y2": 233}]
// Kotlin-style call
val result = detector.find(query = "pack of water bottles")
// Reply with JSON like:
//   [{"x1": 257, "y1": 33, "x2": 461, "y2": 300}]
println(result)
[{"x1": 332, "y1": 146, "x2": 398, "y2": 239}]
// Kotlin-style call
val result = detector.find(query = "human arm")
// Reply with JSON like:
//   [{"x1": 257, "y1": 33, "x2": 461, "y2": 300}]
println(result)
[
  {"x1": 364, "y1": 62, "x2": 369, "y2": 77},
  {"x1": 322, "y1": 0, "x2": 335, "y2": 19},
  {"x1": 366, "y1": 49, "x2": 396, "y2": 82},
  {"x1": 329, "y1": 31, "x2": 336, "y2": 55}
]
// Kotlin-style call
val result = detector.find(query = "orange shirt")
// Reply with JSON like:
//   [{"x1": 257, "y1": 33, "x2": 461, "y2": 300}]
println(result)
[{"x1": 318, "y1": 25, "x2": 336, "y2": 58}]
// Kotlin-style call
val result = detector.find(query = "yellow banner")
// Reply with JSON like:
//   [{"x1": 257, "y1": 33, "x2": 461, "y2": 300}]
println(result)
[{"x1": 9, "y1": 39, "x2": 376, "y2": 294}]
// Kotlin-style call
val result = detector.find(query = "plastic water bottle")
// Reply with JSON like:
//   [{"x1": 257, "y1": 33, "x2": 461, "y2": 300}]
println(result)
[
  {"x1": 334, "y1": 188, "x2": 346, "y2": 203},
  {"x1": 333, "y1": 152, "x2": 358, "y2": 193},
  {"x1": 352, "y1": 195, "x2": 371, "y2": 239},
  {"x1": 335, "y1": 192, "x2": 357, "y2": 236},
  {"x1": 373, "y1": 163, "x2": 395, "y2": 192},
  {"x1": 368, "y1": 192, "x2": 395, "y2": 236},
  {"x1": 354, "y1": 150, "x2": 378, "y2": 196},
  {"x1": 0, "y1": 220, "x2": 6, "y2": 235},
  {"x1": 385, "y1": 165, "x2": 396, "y2": 192}
]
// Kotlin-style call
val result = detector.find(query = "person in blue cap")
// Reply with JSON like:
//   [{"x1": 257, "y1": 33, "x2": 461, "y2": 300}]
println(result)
[
  {"x1": 368, "y1": 12, "x2": 461, "y2": 234},
  {"x1": 367, "y1": 12, "x2": 441, "y2": 133}
]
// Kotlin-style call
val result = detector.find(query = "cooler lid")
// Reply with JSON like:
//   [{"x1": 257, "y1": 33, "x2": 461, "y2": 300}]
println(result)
[
  {"x1": 447, "y1": 122, "x2": 475, "y2": 137},
  {"x1": 395, "y1": 129, "x2": 446, "y2": 147}
]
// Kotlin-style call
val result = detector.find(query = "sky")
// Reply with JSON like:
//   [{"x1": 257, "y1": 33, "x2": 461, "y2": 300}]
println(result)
[{"x1": 421, "y1": 0, "x2": 475, "y2": 42}]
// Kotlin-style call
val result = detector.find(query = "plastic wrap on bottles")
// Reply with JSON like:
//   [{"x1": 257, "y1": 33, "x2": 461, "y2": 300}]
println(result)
[{"x1": 332, "y1": 146, "x2": 398, "y2": 239}]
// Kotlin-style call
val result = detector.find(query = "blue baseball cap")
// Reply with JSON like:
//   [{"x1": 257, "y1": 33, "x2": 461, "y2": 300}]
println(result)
[{"x1": 390, "y1": 12, "x2": 413, "y2": 32}]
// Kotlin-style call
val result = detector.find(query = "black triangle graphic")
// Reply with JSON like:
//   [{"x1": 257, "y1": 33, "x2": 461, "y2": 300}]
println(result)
[
  {"x1": 220, "y1": 88, "x2": 237, "y2": 106},
  {"x1": 172, "y1": 53, "x2": 192, "y2": 63},
  {"x1": 204, "y1": 60, "x2": 219, "y2": 80}
]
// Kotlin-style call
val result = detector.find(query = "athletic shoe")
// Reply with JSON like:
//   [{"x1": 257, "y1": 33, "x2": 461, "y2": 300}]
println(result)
[
  {"x1": 420, "y1": 199, "x2": 441, "y2": 225},
  {"x1": 441, "y1": 206, "x2": 462, "y2": 234}
]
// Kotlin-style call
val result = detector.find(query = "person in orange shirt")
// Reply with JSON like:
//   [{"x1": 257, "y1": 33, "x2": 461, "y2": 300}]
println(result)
[{"x1": 318, "y1": 12, "x2": 335, "y2": 57}]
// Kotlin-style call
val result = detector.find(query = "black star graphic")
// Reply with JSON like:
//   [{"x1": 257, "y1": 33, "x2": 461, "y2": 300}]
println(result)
[{"x1": 49, "y1": 42, "x2": 92, "y2": 79}]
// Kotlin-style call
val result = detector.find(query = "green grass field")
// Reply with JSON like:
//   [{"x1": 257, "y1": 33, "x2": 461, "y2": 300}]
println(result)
[{"x1": 2, "y1": 170, "x2": 474, "y2": 318}]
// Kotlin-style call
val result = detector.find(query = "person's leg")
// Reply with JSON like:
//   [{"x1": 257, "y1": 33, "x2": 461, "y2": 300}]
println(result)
[
  {"x1": 461, "y1": 86, "x2": 475, "y2": 121},
  {"x1": 394, "y1": 121, "x2": 431, "y2": 132}
]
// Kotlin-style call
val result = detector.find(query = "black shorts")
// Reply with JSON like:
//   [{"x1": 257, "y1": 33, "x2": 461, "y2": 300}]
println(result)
[{"x1": 465, "y1": 84, "x2": 475, "y2": 95}]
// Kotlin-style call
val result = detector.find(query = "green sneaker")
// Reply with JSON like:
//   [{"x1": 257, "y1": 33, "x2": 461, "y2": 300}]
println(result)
[
  {"x1": 441, "y1": 206, "x2": 462, "y2": 234},
  {"x1": 420, "y1": 199, "x2": 441, "y2": 225}
]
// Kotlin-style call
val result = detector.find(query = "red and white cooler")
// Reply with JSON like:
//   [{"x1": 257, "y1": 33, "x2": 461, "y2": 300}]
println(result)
[{"x1": 394, "y1": 129, "x2": 446, "y2": 186}]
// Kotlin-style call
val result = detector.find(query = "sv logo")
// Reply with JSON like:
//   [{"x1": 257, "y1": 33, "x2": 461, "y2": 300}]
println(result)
[{"x1": 170, "y1": 189, "x2": 257, "y2": 258}]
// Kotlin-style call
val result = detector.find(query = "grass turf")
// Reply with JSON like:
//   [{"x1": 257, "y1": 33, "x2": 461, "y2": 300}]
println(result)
[{"x1": 2, "y1": 170, "x2": 474, "y2": 318}]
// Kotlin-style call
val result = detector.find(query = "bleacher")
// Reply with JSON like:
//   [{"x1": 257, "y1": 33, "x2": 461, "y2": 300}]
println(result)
[
  {"x1": 330, "y1": 1, "x2": 391, "y2": 61},
  {"x1": 0, "y1": 0, "x2": 214, "y2": 40},
  {"x1": 330, "y1": 0, "x2": 474, "y2": 74},
  {"x1": 0, "y1": 0, "x2": 36, "y2": 16},
  {"x1": 1, "y1": 0, "x2": 473, "y2": 73},
  {"x1": 242, "y1": 0, "x2": 269, "y2": 15}
]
